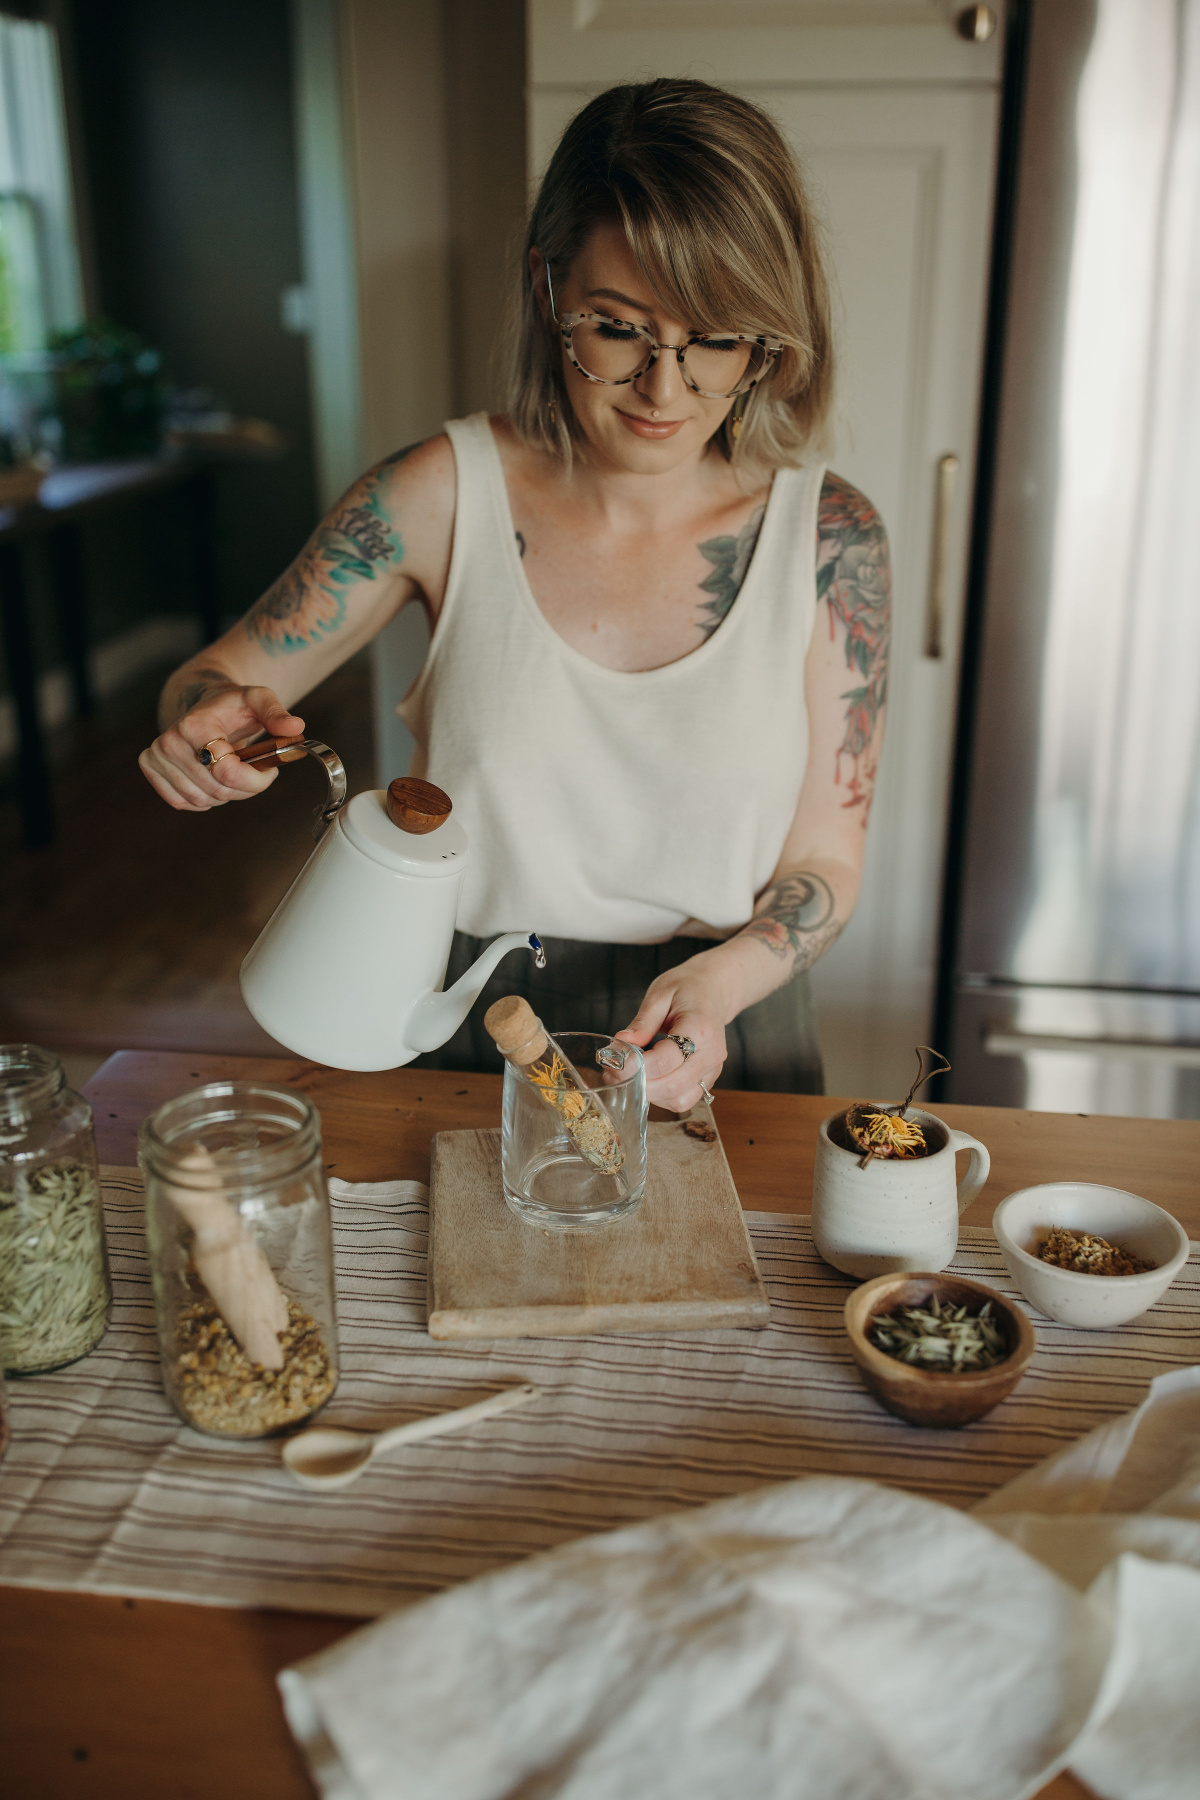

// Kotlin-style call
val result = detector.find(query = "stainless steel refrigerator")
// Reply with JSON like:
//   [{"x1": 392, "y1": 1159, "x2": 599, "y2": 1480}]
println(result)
[{"x1": 940, "y1": 0, "x2": 1200, "y2": 1120}]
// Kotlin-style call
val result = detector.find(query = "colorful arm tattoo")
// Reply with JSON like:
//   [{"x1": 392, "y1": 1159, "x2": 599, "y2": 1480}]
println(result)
[
  {"x1": 739, "y1": 870, "x2": 843, "y2": 976},
  {"x1": 816, "y1": 472, "x2": 891, "y2": 816},
  {"x1": 695, "y1": 503, "x2": 765, "y2": 640},
  {"x1": 245, "y1": 442, "x2": 419, "y2": 654}
]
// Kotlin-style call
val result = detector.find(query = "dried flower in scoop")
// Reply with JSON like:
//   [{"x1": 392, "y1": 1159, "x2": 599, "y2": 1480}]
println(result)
[
  {"x1": 844, "y1": 1105, "x2": 929, "y2": 1160},
  {"x1": 526, "y1": 1052, "x2": 625, "y2": 1175},
  {"x1": 871, "y1": 1296, "x2": 1008, "y2": 1372},
  {"x1": 1038, "y1": 1226, "x2": 1154, "y2": 1278},
  {"x1": 485, "y1": 997, "x2": 626, "y2": 1177}
]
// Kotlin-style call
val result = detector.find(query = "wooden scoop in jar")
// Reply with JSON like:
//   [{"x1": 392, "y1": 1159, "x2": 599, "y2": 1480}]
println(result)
[{"x1": 165, "y1": 1147, "x2": 289, "y2": 1369}]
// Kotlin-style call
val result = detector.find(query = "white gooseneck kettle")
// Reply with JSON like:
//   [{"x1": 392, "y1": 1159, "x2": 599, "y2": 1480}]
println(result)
[{"x1": 236, "y1": 737, "x2": 542, "y2": 1071}]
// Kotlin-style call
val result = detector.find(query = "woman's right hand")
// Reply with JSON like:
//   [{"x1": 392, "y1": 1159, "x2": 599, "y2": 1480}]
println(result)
[{"x1": 138, "y1": 686, "x2": 306, "y2": 812}]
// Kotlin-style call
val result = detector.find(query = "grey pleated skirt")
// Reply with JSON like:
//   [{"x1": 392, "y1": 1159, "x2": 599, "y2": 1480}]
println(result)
[{"x1": 414, "y1": 932, "x2": 825, "y2": 1094}]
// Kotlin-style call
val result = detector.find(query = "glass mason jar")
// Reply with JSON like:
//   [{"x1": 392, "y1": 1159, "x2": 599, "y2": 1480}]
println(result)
[
  {"x1": 139, "y1": 1082, "x2": 338, "y2": 1438},
  {"x1": 501, "y1": 1031, "x2": 647, "y2": 1229},
  {"x1": 0, "y1": 1044, "x2": 111, "y2": 1375}
]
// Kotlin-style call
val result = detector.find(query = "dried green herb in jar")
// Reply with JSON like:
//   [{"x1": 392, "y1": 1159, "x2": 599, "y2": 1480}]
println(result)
[{"x1": 0, "y1": 1161, "x2": 111, "y2": 1373}]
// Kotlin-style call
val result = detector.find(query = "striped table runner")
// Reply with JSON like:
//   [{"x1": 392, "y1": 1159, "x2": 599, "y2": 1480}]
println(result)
[{"x1": 0, "y1": 1168, "x2": 1196, "y2": 1618}]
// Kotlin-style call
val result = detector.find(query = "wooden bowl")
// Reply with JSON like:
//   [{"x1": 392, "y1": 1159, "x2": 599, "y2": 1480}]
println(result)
[{"x1": 844, "y1": 1271, "x2": 1036, "y2": 1428}]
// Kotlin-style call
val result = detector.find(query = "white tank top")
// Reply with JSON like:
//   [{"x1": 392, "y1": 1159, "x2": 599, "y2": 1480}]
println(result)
[{"x1": 399, "y1": 414, "x2": 824, "y2": 943}]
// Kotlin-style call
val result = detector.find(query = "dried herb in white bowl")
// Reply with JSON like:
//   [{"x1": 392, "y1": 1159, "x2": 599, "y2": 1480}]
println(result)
[{"x1": 1038, "y1": 1226, "x2": 1154, "y2": 1277}]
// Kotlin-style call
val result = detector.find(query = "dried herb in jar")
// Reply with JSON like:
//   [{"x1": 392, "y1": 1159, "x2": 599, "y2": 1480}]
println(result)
[
  {"x1": 0, "y1": 1161, "x2": 111, "y2": 1373},
  {"x1": 871, "y1": 1295, "x2": 1008, "y2": 1372},
  {"x1": 172, "y1": 1293, "x2": 335, "y2": 1436}
]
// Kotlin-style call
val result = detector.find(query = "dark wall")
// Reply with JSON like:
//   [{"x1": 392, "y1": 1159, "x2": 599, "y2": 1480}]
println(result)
[
  {"x1": 67, "y1": 0, "x2": 317, "y2": 623},
  {"x1": 443, "y1": 0, "x2": 528, "y2": 417}
]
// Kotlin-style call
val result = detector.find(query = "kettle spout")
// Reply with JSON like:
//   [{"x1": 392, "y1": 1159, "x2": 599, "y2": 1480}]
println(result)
[{"x1": 405, "y1": 933, "x2": 545, "y2": 1055}]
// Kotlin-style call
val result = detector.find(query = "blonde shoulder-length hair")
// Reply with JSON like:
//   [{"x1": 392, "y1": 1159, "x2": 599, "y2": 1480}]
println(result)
[{"x1": 506, "y1": 78, "x2": 834, "y2": 473}]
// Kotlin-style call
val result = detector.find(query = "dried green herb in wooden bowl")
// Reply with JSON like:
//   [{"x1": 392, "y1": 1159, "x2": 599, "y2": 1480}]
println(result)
[
  {"x1": 870, "y1": 1294, "x2": 1007, "y2": 1372},
  {"x1": 844, "y1": 1272, "x2": 1036, "y2": 1428}
]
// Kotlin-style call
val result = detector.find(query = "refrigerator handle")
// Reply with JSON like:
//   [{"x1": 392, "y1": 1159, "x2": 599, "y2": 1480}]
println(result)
[
  {"x1": 984, "y1": 1030, "x2": 1200, "y2": 1068},
  {"x1": 924, "y1": 452, "x2": 959, "y2": 659}
]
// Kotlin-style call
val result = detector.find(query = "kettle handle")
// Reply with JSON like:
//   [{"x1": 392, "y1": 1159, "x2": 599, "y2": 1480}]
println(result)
[{"x1": 235, "y1": 736, "x2": 348, "y2": 838}]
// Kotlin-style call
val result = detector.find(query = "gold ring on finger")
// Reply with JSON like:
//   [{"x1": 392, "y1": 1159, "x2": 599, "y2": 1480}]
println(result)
[
  {"x1": 197, "y1": 737, "x2": 227, "y2": 767},
  {"x1": 208, "y1": 748, "x2": 236, "y2": 767}
]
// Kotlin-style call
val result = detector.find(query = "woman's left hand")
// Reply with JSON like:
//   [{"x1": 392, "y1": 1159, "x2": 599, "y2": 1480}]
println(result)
[{"x1": 614, "y1": 953, "x2": 732, "y2": 1112}]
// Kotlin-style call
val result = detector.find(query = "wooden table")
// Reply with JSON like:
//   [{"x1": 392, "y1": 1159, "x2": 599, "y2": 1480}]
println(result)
[{"x1": 7, "y1": 1050, "x2": 1199, "y2": 1799}]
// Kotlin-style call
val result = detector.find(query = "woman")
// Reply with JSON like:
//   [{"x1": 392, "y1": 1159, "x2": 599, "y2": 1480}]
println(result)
[{"x1": 139, "y1": 79, "x2": 890, "y2": 1114}]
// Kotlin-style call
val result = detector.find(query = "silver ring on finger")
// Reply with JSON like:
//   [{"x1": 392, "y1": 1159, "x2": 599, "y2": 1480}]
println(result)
[
  {"x1": 699, "y1": 1084, "x2": 715, "y2": 1105},
  {"x1": 667, "y1": 1033, "x2": 696, "y2": 1061}
]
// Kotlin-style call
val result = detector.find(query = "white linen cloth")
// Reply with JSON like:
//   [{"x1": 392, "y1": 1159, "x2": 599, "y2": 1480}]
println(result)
[{"x1": 280, "y1": 1369, "x2": 1200, "y2": 1800}]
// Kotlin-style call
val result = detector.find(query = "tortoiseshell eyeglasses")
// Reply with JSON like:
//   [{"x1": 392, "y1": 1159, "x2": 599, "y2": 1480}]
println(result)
[{"x1": 546, "y1": 265, "x2": 782, "y2": 402}]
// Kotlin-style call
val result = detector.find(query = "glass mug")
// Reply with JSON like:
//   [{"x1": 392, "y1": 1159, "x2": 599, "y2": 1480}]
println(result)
[
  {"x1": 501, "y1": 1032, "x2": 647, "y2": 1229},
  {"x1": 140, "y1": 1082, "x2": 338, "y2": 1437}
]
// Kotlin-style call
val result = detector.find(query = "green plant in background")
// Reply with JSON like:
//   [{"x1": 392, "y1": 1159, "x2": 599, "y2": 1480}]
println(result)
[
  {"x1": 0, "y1": 247, "x2": 18, "y2": 355},
  {"x1": 0, "y1": 194, "x2": 48, "y2": 355},
  {"x1": 49, "y1": 318, "x2": 165, "y2": 461}
]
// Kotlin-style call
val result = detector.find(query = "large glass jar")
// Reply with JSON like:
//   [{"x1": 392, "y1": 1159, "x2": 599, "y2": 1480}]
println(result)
[
  {"x1": 139, "y1": 1082, "x2": 338, "y2": 1438},
  {"x1": 501, "y1": 1031, "x2": 647, "y2": 1229},
  {"x1": 0, "y1": 1044, "x2": 111, "y2": 1374}
]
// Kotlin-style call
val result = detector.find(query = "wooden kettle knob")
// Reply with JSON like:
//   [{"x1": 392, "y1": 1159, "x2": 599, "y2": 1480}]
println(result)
[{"x1": 386, "y1": 777, "x2": 452, "y2": 834}]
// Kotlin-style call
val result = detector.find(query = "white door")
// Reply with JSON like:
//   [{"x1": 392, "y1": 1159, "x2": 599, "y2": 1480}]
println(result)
[{"x1": 529, "y1": 1, "x2": 1002, "y2": 1098}]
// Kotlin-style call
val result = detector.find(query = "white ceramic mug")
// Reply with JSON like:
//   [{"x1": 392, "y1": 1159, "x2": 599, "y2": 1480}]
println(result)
[{"x1": 812, "y1": 1106, "x2": 990, "y2": 1279}]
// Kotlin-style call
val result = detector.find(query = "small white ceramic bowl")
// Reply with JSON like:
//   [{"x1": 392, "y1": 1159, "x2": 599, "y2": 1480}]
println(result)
[{"x1": 992, "y1": 1183, "x2": 1189, "y2": 1328}]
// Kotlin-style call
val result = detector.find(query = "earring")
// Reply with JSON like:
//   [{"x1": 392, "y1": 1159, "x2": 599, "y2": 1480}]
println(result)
[
  {"x1": 548, "y1": 396, "x2": 557, "y2": 427},
  {"x1": 731, "y1": 392, "x2": 749, "y2": 441}
]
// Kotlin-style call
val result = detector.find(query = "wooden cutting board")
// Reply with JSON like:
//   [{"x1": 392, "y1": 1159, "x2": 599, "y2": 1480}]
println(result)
[{"x1": 427, "y1": 1118, "x2": 770, "y2": 1340}]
